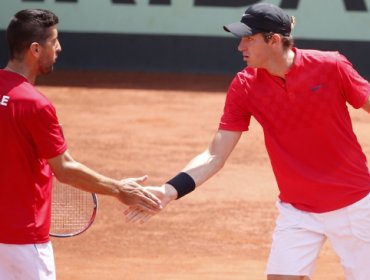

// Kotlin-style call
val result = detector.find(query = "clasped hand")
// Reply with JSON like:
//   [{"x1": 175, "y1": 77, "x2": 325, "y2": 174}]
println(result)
[{"x1": 124, "y1": 184, "x2": 178, "y2": 223}]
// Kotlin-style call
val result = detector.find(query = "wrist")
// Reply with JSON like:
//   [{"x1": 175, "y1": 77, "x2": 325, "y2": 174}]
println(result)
[
  {"x1": 165, "y1": 172, "x2": 196, "y2": 199},
  {"x1": 163, "y1": 183, "x2": 179, "y2": 200}
]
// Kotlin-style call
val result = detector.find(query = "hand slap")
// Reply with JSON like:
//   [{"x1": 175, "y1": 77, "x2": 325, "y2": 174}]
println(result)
[
  {"x1": 116, "y1": 176, "x2": 162, "y2": 211},
  {"x1": 123, "y1": 184, "x2": 178, "y2": 224}
]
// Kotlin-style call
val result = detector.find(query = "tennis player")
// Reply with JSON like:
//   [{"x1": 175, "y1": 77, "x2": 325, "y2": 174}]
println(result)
[
  {"x1": 125, "y1": 3, "x2": 370, "y2": 280},
  {"x1": 0, "y1": 9, "x2": 161, "y2": 280}
]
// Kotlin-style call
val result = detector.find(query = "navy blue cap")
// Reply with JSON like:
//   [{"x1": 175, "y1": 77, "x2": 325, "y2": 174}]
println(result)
[{"x1": 223, "y1": 3, "x2": 291, "y2": 38}]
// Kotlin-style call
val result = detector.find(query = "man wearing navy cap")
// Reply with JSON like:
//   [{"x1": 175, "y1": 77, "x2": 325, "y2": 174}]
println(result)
[{"x1": 126, "y1": 3, "x2": 370, "y2": 280}]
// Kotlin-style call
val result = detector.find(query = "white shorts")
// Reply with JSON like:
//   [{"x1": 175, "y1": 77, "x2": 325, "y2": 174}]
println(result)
[
  {"x1": 266, "y1": 193, "x2": 370, "y2": 280},
  {"x1": 0, "y1": 241, "x2": 56, "y2": 280}
]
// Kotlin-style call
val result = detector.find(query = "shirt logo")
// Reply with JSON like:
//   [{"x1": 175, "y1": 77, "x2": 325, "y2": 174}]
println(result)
[
  {"x1": 310, "y1": 85, "x2": 322, "y2": 92},
  {"x1": 0, "y1": 95, "x2": 10, "y2": 107}
]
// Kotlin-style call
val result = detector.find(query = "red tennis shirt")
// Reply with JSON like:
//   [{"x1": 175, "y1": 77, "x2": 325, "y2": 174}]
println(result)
[
  {"x1": 0, "y1": 70, "x2": 67, "y2": 244},
  {"x1": 219, "y1": 48, "x2": 370, "y2": 213}
]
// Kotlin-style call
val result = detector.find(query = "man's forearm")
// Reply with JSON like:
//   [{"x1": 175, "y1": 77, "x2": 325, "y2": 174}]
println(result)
[
  {"x1": 182, "y1": 150, "x2": 226, "y2": 187},
  {"x1": 362, "y1": 97, "x2": 370, "y2": 113}
]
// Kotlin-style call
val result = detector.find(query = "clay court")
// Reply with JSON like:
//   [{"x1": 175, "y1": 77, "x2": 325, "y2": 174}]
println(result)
[{"x1": 40, "y1": 71, "x2": 369, "y2": 280}]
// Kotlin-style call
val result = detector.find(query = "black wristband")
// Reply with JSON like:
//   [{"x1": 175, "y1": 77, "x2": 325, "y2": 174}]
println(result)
[{"x1": 166, "y1": 172, "x2": 196, "y2": 199}]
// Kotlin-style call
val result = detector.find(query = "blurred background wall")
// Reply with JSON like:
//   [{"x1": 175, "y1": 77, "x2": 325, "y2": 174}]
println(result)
[{"x1": 1, "y1": 0, "x2": 370, "y2": 76}]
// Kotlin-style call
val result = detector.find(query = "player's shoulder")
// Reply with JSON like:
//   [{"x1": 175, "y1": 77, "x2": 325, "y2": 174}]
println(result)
[
  {"x1": 234, "y1": 67, "x2": 259, "y2": 85},
  {"x1": 9, "y1": 79, "x2": 52, "y2": 111},
  {"x1": 297, "y1": 48, "x2": 344, "y2": 64}
]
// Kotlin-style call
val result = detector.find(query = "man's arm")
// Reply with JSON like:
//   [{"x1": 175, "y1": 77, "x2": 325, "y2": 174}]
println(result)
[
  {"x1": 48, "y1": 150, "x2": 162, "y2": 212},
  {"x1": 125, "y1": 129, "x2": 243, "y2": 222},
  {"x1": 179, "y1": 129, "x2": 243, "y2": 187},
  {"x1": 362, "y1": 96, "x2": 370, "y2": 113}
]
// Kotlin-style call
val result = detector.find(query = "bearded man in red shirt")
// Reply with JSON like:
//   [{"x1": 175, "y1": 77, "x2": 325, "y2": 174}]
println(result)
[{"x1": 0, "y1": 9, "x2": 161, "y2": 280}]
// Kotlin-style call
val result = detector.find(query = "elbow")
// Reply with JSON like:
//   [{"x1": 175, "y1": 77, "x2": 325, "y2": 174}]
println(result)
[
  {"x1": 53, "y1": 169, "x2": 70, "y2": 184},
  {"x1": 52, "y1": 161, "x2": 81, "y2": 185},
  {"x1": 211, "y1": 156, "x2": 227, "y2": 172}
]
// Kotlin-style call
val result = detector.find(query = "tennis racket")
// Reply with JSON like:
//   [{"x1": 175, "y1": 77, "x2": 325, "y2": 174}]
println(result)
[{"x1": 50, "y1": 176, "x2": 98, "y2": 238}]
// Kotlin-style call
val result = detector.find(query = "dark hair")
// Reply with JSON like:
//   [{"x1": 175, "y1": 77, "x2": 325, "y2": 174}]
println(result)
[
  {"x1": 262, "y1": 32, "x2": 294, "y2": 50},
  {"x1": 6, "y1": 9, "x2": 59, "y2": 60}
]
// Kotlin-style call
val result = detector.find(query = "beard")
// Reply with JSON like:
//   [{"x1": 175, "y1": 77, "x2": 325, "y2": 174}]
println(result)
[{"x1": 40, "y1": 63, "x2": 55, "y2": 75}]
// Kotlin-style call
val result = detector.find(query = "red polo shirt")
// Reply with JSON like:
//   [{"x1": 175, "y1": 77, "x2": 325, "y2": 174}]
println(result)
[
  {"x1": 220, "y1": 48, "x2": 370, "y2": 213},
  {"x1": 0, "y1": 70, "x2": 67, "y2": 244}
]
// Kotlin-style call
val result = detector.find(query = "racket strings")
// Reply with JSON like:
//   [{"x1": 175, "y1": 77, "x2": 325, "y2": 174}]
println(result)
[{"x1": 51, "y1": 179, "x2": 96, "y2": 236}]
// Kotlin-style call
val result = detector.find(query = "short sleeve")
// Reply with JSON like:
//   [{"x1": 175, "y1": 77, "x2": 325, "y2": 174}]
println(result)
[
  {"x1": 27, "y1": 103, "x2": 67, "y2": 159},
  {"x1": 219, "y1": 75, "x2": 251, "y2": 131},
  {"x1": 337, "y1": 53, "x2": 370, "y2": 109}
]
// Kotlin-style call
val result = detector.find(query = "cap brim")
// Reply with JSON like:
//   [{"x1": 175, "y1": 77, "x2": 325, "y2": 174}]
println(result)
[{"x1": 223, "y1": 22, "x2": 254, "y2": 38}]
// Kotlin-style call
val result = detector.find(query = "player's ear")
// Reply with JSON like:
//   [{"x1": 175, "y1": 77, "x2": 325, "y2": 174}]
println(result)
[
  {"x1": 270, "y1": 33, "x2": 282, "y2": 45},
  {"x1": 30, "y1": 42, "x2": 41, "y2": 57}
]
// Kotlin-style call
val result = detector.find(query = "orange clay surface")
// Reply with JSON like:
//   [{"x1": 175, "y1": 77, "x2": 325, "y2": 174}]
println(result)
[{"x1": 38, "y1": 71, "x2": 369, "y2": 280}]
